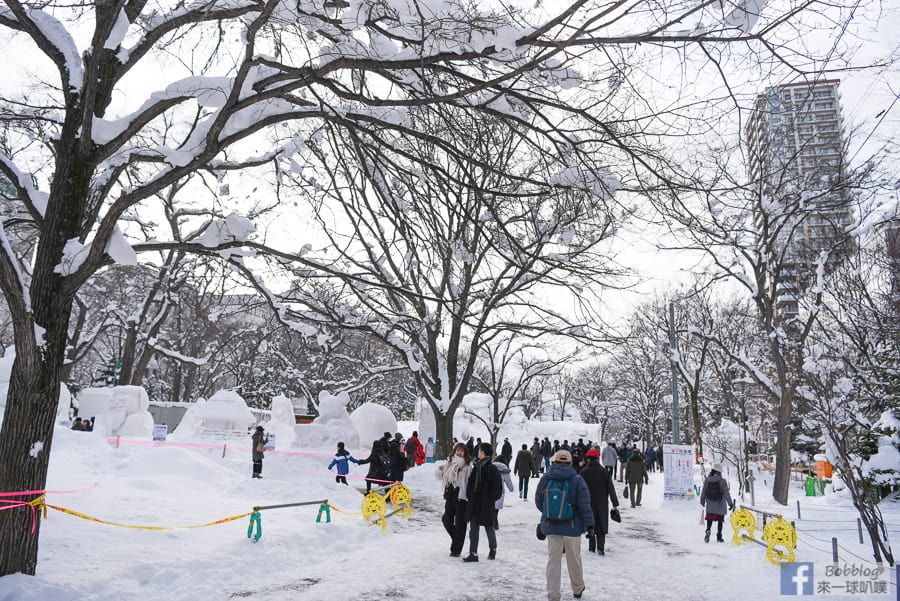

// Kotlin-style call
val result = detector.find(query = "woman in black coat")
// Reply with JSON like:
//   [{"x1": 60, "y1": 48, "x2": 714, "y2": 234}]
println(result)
[
  {"x1": 579, "y1": 449, "x2": 619, "y2": 554},
  {"x1": 357, "y1": 435, "x2": 391, "y2": 492}
]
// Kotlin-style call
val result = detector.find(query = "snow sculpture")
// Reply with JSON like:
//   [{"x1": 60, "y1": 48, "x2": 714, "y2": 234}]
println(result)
[
  {"x1": 192, "y1": 389, "x2": 256, "y2": 437},
  {"x1": 268, "y1": 394, "x2": 297, "y2": 447},
  {"x1": 76, "y1": 385, "x2": 154, "y2": 437},
  {"x1": 170, "y1": 397, "x2": 207, "y2": 440},
  {"x1": 350, "y1": 402, "x2": 397, "y2": 448},
  {"x1": 294, "y1": 391, "x2": 361, "y2": 449}
]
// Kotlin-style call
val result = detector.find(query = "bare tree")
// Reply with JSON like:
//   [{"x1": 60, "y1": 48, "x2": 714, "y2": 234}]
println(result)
[{"x1": 0, "y1": 0, "x2": 872, "y2": 575}]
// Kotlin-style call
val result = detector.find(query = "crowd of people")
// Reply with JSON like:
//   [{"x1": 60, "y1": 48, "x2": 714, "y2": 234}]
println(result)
[{"x1": 247, "y1": 427, "x2": 731, "y2": 601}]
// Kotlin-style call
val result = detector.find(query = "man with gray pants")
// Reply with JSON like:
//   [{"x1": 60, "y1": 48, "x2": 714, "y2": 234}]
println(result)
[{"x1": 534, "y1": 450, "x2": 595, "y2": 601}]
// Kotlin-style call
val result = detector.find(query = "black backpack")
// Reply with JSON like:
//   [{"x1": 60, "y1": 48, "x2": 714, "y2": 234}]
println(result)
[{"x1": 706, "y1": 479, "x2": 723, "y2": 501}]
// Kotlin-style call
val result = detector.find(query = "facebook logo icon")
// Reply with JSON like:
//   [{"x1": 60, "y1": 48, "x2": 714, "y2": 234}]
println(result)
[{"x1": 781, "y1": 563, "x2": 814, "y2": 595}]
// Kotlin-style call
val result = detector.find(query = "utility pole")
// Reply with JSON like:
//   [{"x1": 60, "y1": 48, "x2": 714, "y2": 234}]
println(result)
[{"x1": 669, "y1": 302, "x2": 680, "y2": 444}]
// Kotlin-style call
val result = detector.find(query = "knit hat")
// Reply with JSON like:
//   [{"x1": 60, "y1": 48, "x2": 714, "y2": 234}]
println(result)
[
  {"x1": 712, "y1": 463, "x2": 723, "y2": 473},
  {"x1": 553, "y1": 450, "x2": 572, "y2": 464},
  {"x1": 586, "y1": 448, "x2": 600, "y2": 459}
]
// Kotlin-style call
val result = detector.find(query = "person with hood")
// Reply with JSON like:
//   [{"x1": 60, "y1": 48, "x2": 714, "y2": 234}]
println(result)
[
  {"x1": 462, "y1": 443, "x2": 503, "y2": 562},
  {"x1": 327, "y1": 441, "x2": 359, "y2": 485},
  {"x1": 514, "y1": 443, "x2": 535, "y2": 499},
  {"x1": 624, "y1": 447, "x2": 649, "y2": 507},
  {"x1": 534, "y1": 450, "x2": 594, "y2": 601},
  {"x1": 437, "y1": 442, "x2": 474, "y2": 557},
  {"x1": 357, "y1": 432, "x2": 392, "y2": 492},
  {"x1": 492, "y1": 455, "x2": 515, "y2": 529},
  {"x1": 700, "y1": 463, "x2": 735, "y2": 543},
  {"x1": 601, "y1": 441, "x2": 618, "y2": 477},
  {"x1": 424, "y1": 437, "x2": 437, "y2": 463},
  {"x1": 251, "y1": 425, "x2": 268, "y2": 479},
  {"x1": 579, "y1": 448, "x2": 619, "y2": 554}
]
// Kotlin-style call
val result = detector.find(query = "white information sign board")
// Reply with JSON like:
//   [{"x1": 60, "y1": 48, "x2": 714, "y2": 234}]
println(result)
[
  {"x1": 663, "y1": 444, "x2": 695, "y2": 500},
  {"x1": 152, "y1": 423, "x2": 167, "y2": 441}
]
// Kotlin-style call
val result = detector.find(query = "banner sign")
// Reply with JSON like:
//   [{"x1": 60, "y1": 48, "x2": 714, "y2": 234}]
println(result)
[{"x1": 663, "y1": 444, "x2": 695, "y2": 500}]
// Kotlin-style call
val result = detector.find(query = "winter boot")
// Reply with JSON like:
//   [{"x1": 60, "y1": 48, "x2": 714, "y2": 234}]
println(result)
[
  {"x1": 598, "y1": 534, "x2": 606, "y2": 555},
  {"x1": 462, "y1": 554, "x2": 479, "y2": 562},
  {"x1": 488, "y1": 548, "x2": 496, "y2": 560},
  {"x1": 704, "y1": 530, "x2": 711, "y2": 543},
  {"x1": 717, "y1": 532, "x2": 725, "y2": 543},
  {"x1": 588, "y1": 535, "x2": 596, "y2": 553}
]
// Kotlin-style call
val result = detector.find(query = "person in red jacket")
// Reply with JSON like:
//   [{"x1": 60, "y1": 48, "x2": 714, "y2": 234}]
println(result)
[{"x1": 405, "y1": 431, "x2": 426, "y2": 467}]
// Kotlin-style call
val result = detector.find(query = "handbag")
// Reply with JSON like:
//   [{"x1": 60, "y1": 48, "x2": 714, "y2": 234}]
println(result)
[
  {"x1": 622, "y1": 486, "x2": 628, "y2": 499},
  {"x1": 610, "y1": 507, "x2": 621, "y2": 523}
]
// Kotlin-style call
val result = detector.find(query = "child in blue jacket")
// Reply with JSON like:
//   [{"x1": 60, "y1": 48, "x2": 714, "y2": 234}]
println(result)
[{"x1": 328, "y1": 442, "x2": 358, "y2": 485}]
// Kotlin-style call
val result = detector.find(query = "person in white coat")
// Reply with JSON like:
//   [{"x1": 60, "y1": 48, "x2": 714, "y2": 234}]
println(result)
[{"x1": 493, "y1": 456, "x2": 515, "y2": 529}]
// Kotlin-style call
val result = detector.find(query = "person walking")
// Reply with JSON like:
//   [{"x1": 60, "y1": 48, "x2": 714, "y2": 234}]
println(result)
[
  {"x1": 437, "y1": 442, "x2": 474, "y2": 557},
  {"x1": 493, "y1": 455, "x2": 515, "y2": 529},
  {"x1": 700, "y1": 463, "x2": 735, "y2": 543},
  {"x1": 327, "y1": 441, "x2": 358, "y2": 485},
  {"x1": 624, "y1": 448, "x2": 649, "y2": 507},
  {"x1": 541, "y1": 437, "x2": 553, "y2": 473},
  {"x1": 251, "y1": 425, "x2": 268, "y2": 479},
  {"x1": 601, "y1": 441, "x2": 618, "y2": 477},
  {"x1": 501, "y1": 438, "x2": 513, "y2": 464},
  {"x1": 388, "y1": 432, "x2": 408, "y2": 482},
  {"x1": 405, "y1": 430, "x2": 425, "y2": 467},
  {"x1": 579, "y1": 448, "x2": 619, "y2": 554},
  {"x1": 645, "y1": 446, "x2": 657, "y2": 472},
  {"x1": 425, "y1": 437, "x2": 437, "y2": 463},
  {"x1": 462, "y1": 443, "x2": 503, "y2": 562},
  {"x1": 617, "y1": 442, "x2": 629, "y2": 482},
  {"x1": 530, "y1": 437, "x2": 543, "y2": 477},
  {"x1": 534, "y1": 450, "x2": 594, "y2": 601},
  {"x1": 514, "y1": 444, "x2": 534, "y2": 500}
]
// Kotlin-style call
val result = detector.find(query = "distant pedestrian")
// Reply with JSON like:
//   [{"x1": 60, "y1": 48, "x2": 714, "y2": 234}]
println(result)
[
  {"x1": 251, "y1": 425, "x2": 268, "y2": 479},
  {"x1": 514, "y1": 444, "x2": 534, "y2": 500},
  {"x1": 624, "y1": 448, "x2": 649, "y2": 507},
  {"x1": 646, "y1": 447, "x2": 657, "y2": 472},
  {"x1": 493, "y1": 455, "x2": 515, "y2": 529},
  {"x1": 388, "y1": 433, "x2": 408, "y2": 482},
  {"x1": 425, "y1": 437, "x2": 437, "y2": 463},
  {"x1": 501, "y1": 438, "x2": 513, "y2": 464},
  {"x1": 327, "y1": 441, "x2": 358, "y2": 485},
  {"x1": 535, "y1": 450, "x2": 594, "y2": 601},
  {"x1": 530, "y1": 438, "x2": 542, "y2": 477},
  {"x1": 700, "y1": 463, "x2": 735, "y2": 543},
  {"x1": 601, "y1": 441, "x2": 618, "y2": 477},
  {"x1": 541, "y1": 437, "x2": 553, "y2": 472},
  {"x1": 617, "y1": 442, "x2": 629, "y2": 482},
  {"x1": 405, "y1": 430, "x2": 425, "y2": 467}
]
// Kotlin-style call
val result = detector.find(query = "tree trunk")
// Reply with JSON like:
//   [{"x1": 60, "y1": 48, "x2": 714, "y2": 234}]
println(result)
[
  {"x1": 690, "y1": 388, "x2": 703, "y2": 458},
  {"x1": 432, "y1": 405, "x2": 457, "y2": 459},
  {"x1": 772, "y1": 389, "x2": 793, "y2": 505},
  {"x1": 0, "y1": 323, "x2": 69, "y2": 575}
]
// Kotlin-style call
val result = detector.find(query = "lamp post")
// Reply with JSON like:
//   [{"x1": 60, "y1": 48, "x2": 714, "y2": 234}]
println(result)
[{"x1": 669, "y1": 302, "x2": 680, "y2": 444}]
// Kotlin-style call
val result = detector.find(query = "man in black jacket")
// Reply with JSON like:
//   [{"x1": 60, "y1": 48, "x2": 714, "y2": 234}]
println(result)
[
  {"x1": 579, "y1": 448, "x2": 619, "y2": 554},
  {"x1": 462, "y1": 443, "x2": 502, "y2": 562}
]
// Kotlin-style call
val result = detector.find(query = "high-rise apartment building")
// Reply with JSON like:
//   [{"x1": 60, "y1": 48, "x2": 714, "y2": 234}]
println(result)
[{"x1": 745, "y1": 79, "x2": 854, "y2": 316}]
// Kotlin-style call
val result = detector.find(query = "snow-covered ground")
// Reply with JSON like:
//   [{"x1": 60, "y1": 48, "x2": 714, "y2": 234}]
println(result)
[{"x1": 0, "y1": 426, "x2": 897, "y2": 601}]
